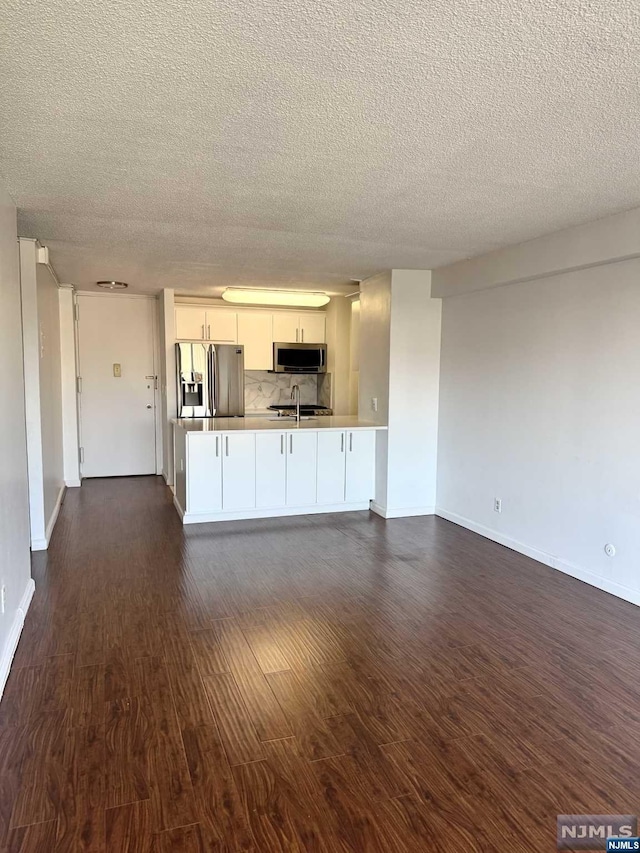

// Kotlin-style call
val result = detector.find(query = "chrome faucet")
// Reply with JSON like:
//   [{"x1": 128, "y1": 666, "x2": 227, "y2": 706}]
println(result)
[{"x1": 291, "y1": 384, "x2": 301, "y2": 422}]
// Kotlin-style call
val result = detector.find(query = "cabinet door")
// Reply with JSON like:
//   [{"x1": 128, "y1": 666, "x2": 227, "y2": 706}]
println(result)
[
  {"x1": 299, "y1": 312, "x2": 326, "y2": 344},
  {"x1": 175, "y1": 306, "x2": 207, "y2": 340},
  {"x1": 286, "y1": 432, "x2": 317, "y2": 506},
  {"x1": 316, "y1": 431, "x2": 346, "y2": 504},
  {"x1": 272, "y1": 311, "x2": 300, "y2": 343},
  {"x1": 345, "y1": 430, "x2": 376, "y2": 503},
  {"x1": 238, "y1": 312, "x2": 273, "y2": 370},
  {"x1": 222, "y1": 433, "x2": 256, "y2": 510},
  {"x1": 256, "y1": 432, "x2": 286, "y2": 508},
  {"x1": 206, "y1": 309, "x2": 238, "y2": 342},
  {"x1": 187, "y1": 433, "x2": 222, "y2": 513}
]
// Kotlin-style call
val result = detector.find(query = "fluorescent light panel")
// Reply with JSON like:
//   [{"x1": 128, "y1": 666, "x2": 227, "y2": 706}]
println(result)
[{"x1": 222, "y1": 287, "x2": 330, "y2": 307}]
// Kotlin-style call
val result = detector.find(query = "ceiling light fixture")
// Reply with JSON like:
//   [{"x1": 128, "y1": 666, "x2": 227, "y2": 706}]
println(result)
[
  {"x1": 222, "y1": 287, "x2": 330, "y2": 308},
  {"x1": 96, "y1": 280, "x2": 128, "y2": 290}
]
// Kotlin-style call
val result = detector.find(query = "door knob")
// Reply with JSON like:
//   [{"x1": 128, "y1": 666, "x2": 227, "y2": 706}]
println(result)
[{"x1": 146, "y1": 405, "x2": 152, "y2": 409}]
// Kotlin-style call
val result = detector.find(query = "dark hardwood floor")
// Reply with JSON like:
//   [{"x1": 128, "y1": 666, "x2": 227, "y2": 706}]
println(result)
[{"x1": 1, "y1": 476, "x2": 639, "y2": 851}]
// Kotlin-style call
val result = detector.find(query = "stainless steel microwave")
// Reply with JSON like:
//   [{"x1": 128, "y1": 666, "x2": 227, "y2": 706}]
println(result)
[{"x1": 272, "y1": 342, "x2": 327, "y2": 373}]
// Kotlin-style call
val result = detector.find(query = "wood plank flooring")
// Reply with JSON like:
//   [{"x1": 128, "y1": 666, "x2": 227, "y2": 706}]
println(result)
[{"x1": 2, "y1": 474, "x2": 640, "y2": 851}]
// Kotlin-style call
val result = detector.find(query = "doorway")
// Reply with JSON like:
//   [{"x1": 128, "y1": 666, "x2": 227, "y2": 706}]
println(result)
[{"x1": 77, "y1": 293, "x2": 159, "y2": 477}]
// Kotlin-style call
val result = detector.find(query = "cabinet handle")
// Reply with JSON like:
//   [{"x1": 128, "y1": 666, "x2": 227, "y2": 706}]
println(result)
[
  {"x1": 201, "y1": 324, "x2": 205, "y2": 339},
  {"x1": 301, "y1": 328, "x2": 304, "y2": 342},
  {"x1": 215, "y1": 436, "x2": 219, "y2": 457},
  {"x1": 289, "y1": 435, "x2": 293, "y2": 454},
  {"x1": 207, "y1": 324, "x2": 211, "y2": 339},
  {"x1": 341, "y1": 433, "x2": 344, "y2": 452},
  {"x1": 295, "y1": 328, "x2": 299, "y2": 342},
  {"x1": 225, "y1": 436, "x2": 229, "y2": 456},
  {"x1": 280, "y1": 434, "x2": 284, "y2": 455},
  {"x1": 349, "y1": 433, "x2": 353, "y2": 452}
]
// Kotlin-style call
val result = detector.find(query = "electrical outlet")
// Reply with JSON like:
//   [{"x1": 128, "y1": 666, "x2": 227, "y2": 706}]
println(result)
[
  {"x1": 0, "y1": 585, "x2": 6, "y2": 614},
  {"x1": 371, "y1": 397, "x2": 378, "y2": 412},
  {"x1": 494, "y1": 498, "x2": 502, "y2": 513}
]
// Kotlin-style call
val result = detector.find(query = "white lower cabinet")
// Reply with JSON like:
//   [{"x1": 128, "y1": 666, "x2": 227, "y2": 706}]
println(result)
[
  {"x1": 316, "y1": 430, "x2": 346, "y2": 504},
  {"x1": 286, "y1": 432, "x2": 318, "y2": 506},
  {"x1": 221, "y1": 433, "x2": 256, "y2": 510},
  {"x1": 180, "y1": 426, "x2": 377, "y2": 521},
  {"x1": 256, "y1": 432, "x2": 286, "y2": 508},
  {"x1": 188, "y1": 433, "x2": 222, "y2": 513},
  {"x1": 345, "y1": 429, "x2": 376, "y2": 503}
]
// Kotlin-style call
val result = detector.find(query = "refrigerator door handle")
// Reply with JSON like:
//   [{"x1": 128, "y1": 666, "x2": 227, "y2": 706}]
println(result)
[{"x1": 210, "y1": 345, "x2": 219, "y2": 416}]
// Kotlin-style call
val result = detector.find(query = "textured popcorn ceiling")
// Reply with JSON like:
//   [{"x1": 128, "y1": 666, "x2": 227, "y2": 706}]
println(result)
[{"x1": 1, "y1": 1, "x2": 640, "y2": 295}]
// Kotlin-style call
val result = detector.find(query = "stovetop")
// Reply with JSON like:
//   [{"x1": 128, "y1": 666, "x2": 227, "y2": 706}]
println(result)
[
  {"x1": 268, "y1": 404, "x2": 333, "y2": 416},
  {"x1": 269, "y1": 404, "x2": 331, "y2": 411}
]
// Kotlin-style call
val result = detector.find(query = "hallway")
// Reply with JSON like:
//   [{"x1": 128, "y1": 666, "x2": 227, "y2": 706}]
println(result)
[{"x1": 1, "y1": 476, "x2": 639, "y2": 851}]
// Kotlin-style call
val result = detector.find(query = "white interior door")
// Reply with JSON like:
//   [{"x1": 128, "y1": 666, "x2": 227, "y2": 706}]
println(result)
[{"x1": 78, "y1": 294, "x2": 158, "y2": 477}]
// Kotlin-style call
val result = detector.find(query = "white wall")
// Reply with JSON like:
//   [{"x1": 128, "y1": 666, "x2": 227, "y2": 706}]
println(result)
[
  {"x1": 19, "y1": 239, "x2": 65, "y2": 550},
  {"x1": 0, "y1": 184, "x2": 34, "y2": 697},
  {"x1": 358, "y1": 272, "x2": 392, "y2": 504},
  {"x1": 386, "y1": 270, "x2": 441, "y2": 513},
  {"x1": 359, "y1": 269, "x2": 441, "y2": 517},
  {"x1": 349, "y1": 299, "x2": 360, "y2": 415},
  {"x1": 159, "y1": 289, "x2": 176, "y2": 484},
  {"x1": 358, "y1": 272, "x2": 391, "y2": 425},
  {"x1": 37, "y1": 258, "x2": 64, "y2": 530},
  {"x1": 432, "y1": 205, "x2": 640, "y2": 298},
  {"x1": 58, "y1": 287, "x2": 81, "y2": 487},
  {"x1": 436, "y1": 239, "x2": 640, "y2": 605},
  {"x1": 324, "y1": 296, "x2": 352, "y2": 415}
]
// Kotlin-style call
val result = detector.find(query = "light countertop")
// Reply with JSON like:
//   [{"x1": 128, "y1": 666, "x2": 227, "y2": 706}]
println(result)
[{"x1": 173, "y1": 416, "x2": 387, "y2": 433}]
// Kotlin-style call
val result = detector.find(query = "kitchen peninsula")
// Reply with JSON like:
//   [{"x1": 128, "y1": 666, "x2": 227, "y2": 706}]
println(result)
[{"x1": 173, "y1": 417, "x2": 386, "y2": 524}]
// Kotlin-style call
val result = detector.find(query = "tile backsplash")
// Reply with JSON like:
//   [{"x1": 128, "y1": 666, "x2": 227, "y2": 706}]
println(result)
[{"x1": 245, "y1": 371, "x2": 318, "y2": 410}]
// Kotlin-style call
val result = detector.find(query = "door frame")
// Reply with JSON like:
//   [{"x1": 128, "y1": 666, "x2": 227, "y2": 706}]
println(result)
[{"x1": 75, "y1": 291, "x2": 162, "y2": 478}]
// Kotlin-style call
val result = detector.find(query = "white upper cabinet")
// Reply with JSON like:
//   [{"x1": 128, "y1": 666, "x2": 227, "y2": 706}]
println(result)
[
  {"x1": 175, "y1": 306, "x2": 208, "y2": 341},
  {"x1": 237, "y1": 312, "x2": 273, "y2": 370},
  {"x1": 272, "y1": 311, "x2": 301, "y2": 343},
  {"x1": 298, "y1": 312, "x2": 326, "y2": 344},
  {"x1": 175, "y1": 306, "x2": 238, "y2": 342},
  {"x1": 272, "y1": 311, "x2": 326, "y2": 344},
  {"x1": 176, "y1": 305, "x2": 325, "y2": 348},
  {"x1": 206, "y1": 309, "x2": 238, "y2": 342}
]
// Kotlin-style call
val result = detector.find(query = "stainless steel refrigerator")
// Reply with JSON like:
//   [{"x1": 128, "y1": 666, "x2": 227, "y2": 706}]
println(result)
[{"x1": 176, "y1": 342, "x2": 245, "y2": 417}]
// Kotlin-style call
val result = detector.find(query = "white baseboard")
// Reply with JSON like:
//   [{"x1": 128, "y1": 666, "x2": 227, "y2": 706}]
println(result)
[
  {"x1": 177, "y1": 498, "x2": 371, "y2": 525},
  {"x1": 0, "y1": 578, "x2": 35, "y2": 700},
  {"x1": 371, "y1": 502, "x2": 436, "y2": 519},
  {"x1": 436, "y1": 507, "x2": 640, "y2": 608},
  {"x1": 173, "y1": 495, "x2": 185, "y2": 519},
  {"x1": 32, "y1": 484, "x2": 65, "y2": 552},
  {"x1": 65, "y1": 478, "x2": 81, "y2": 488}
]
